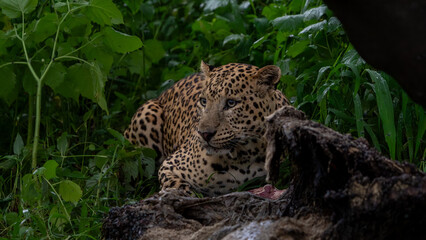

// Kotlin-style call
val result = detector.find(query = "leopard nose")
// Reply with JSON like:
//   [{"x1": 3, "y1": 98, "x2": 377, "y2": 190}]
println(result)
[{"x1": 198, "y1": 130, "x2": 216, "y2": 142}]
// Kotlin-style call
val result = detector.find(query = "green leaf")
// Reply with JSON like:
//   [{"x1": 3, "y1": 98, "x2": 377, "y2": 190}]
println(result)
[
  {"x1": 44, "y1": 63, "x2": 66, "y2": 90},
  {"x1": 83, "y1": 46, "x2": 113, "y2": 74},
  {"x1": 94, "y1": 150, "x2": 108, "y2": 169},
  {"x1": 368, "y1": 69, "x2": 396, "y2": 159},
  {"x1": 22, "y1": 69, "x2": 37, "y2": 94},
  {"x1": 124, "y1": 49, "x2": 151, "y2": 75},
  {"x1": 43, "y1": 160, "x2": 58, "y2": 180},
  {"x1": 103, "y1": 27, "x2": 142, "y2": 54},
  {"x1": 59, "y1": 180, "x2": 82, "y2": 203},
  {"x1": 223, "y1": 34, "x2": 244, "y2": 46},
  {"x1": 299, "y1": 20, "x2": 327, "y2": 35},
  {"x1": 251, "y1": 35, "x2": 270, "y2": 49},
  {"x1": 21, "y1": 173, "x2": 41, "y2": 203},
  {"x1": 272, "y1": 14, "x2": 304, "y2": 32},
  {"x1": 204, "y1": 0, "x2": 230, "y2": 11},
  {"x1": 303, "y1": 5, "x2": 327, "y2": 21},
  {"x1": 122, "y1": 160, "x2": 138, "y2": 182},
  {"x1": 107, "y1": 128, "x2": 125, "y2": 145},
  {"x1": 57, "y1": 132, "x2": 68, "y2": 156},
  {"x1": 415, "y1": 104, "x2": 426, "y2": 157},
  {"x1": 342, "y1": 48, "x2": 365, "y2": 67},
  {"x1": 28, "y1": 13, "x2": 58, "y2": 43},
  {"x1": 287, "y1": 40, "x2": 309, "y2": 58},
  {"x1": 0, "y1": 0, "x2": 38, "y2": 18},
  {"x1": 141, "y1": 153, "x2": 155, "y2": 178},
  {"x1": 85, "y1": 0, "x2": 123, "y2": 25},
  {"x1": 353, "y1": 94, "x2": 364, "y2": 137},
  {"x1": 13, "y1": 133, "x2": 24, "y2": 155},
  {"x1": 60, "y1": 63, "x2": 108, "y2": 112},
  {"x1": 123, "y1": 0, "x2": 144, "y2": 14},
  {"x1": 0, "y1": 65, "x2": 17, "y2": 105},
  {"x1": 143, "y1": 39, "x2": 165, "y2": 64}
]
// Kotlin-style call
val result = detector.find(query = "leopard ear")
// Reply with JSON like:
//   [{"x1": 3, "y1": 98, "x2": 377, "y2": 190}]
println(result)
[
  {"x1": 201, "y1": 60, "x2": 214, "y2": 77},
  {"x1": 255, "y1": 65, "x2": 281, "y2": 87}
]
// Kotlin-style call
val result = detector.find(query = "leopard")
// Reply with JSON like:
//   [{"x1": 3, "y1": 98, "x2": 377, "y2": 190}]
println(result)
[{"x1": 124, "y1": 61, "x2": 289, "y2": 196}]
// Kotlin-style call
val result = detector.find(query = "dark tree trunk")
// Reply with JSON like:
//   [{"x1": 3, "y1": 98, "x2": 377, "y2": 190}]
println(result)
[{"x1": 322, "y1": 0, "x2": 426, "y2": 107}]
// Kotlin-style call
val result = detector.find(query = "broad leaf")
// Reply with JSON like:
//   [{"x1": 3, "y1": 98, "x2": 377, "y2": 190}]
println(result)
[
  {"x1": 223, "y1": 34, "x2": 244, "y2": 46},
  {"x1": 85, "y1": 0, "x2": 123, "y2": 25},
  {"x1": 43, "y1": 160, "x2": 58, "y2": 180},
  {"x1": 0, "y1": 0, "x2": 38, "y2": 18},
  {"x1": 103, "y1": 27, "x2": 142, "y2": 54},
  {"x1": 143, "y1": 39, "x2": 165, "y2": 63},
  {"x1": 57, "y1": 132, "x2": 68, "y2": 156},
  {"x1": 28, "y1": 13, "x2": 58, "y2": 43},
  {"x1": 63, "y1": 63, "x2": 108, "y2": 112},
  {"x1": 299, "y1": 20, "x2": 327, "y2": 35},
  {"x1": 303, "y1": 5, "x2": 327, "y2": 21},
  {"x1": 21, "y1": 173, "x2": 41, "y2": 204},
  {"x1": 59, "y1": 180, "x2": 82, "y2": 203},
  {"x1": 44, "y1": 63, "x2": 66, "y2": 90},
  {"x1": 272, "y1": 14, "x2": 304, "y2": 32},
  {"x1": 204, "y1": 0, "x2": 230, "y2": 11},
  {"x1": 13, "y1": 133, "x2": 24, "y2": 155},
  {"x1": 122, "y1": 160, "x2": 138, "y2": 183},
  {"x1": 287, "y1": 40, "x2": 309, "y2": 58}
]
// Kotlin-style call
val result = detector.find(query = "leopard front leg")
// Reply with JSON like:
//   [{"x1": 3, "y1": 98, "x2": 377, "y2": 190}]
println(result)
[
  {"x1": 158, "y1": 150, "x2": 193, "y2": 195},
  {"x1": 124, "y1": 99, "x2": 165, "y2": 162}
]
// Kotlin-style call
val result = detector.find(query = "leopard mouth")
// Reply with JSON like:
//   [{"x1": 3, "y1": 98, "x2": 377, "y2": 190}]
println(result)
[{"x1": 200, "y1": 141, "x2": 233, "y2": 155}]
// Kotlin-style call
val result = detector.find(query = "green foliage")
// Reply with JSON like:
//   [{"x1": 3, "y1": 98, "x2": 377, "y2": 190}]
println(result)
[{"x1": 0, "y1": 0, "x2": 425, "y2": 238}]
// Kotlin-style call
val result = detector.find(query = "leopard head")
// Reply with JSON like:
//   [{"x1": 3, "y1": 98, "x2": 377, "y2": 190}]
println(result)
[{"x1": 196, "y1": 61, "x2": 286, "y2": 155}]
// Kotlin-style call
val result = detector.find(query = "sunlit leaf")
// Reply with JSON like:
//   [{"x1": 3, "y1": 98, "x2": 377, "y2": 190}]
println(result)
[
  {"x1": 59, "y1": 180, "x2": 82, "y2": 203},
  {"x1": 43, "y1": 160, "x2": 58, "y2": 180}
]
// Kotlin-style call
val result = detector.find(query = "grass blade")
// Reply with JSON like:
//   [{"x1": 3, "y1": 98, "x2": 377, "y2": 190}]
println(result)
[{"x1": 367, "y1": 69, "x2": 396, "y2": 159}]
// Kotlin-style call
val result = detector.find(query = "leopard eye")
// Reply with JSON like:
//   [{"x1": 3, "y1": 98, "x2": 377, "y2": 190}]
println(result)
[
  {"x1": 226, "y1": 99, "x2": 237, "y2": 108},
  {"x1": 200, "y1": 97, "x2": 207, "y2": 107}
]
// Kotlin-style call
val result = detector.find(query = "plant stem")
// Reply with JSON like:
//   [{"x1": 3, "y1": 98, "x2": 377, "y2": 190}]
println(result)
[
  {"x1": 32, "y1": 81, "x2": 42, "y2": 170},
  {"x1": 27, "y1": 94, "x2": 34, "y2": 146},
  {"x1": 17, "y1": 14, "x2": 42, "y2": 170}
]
